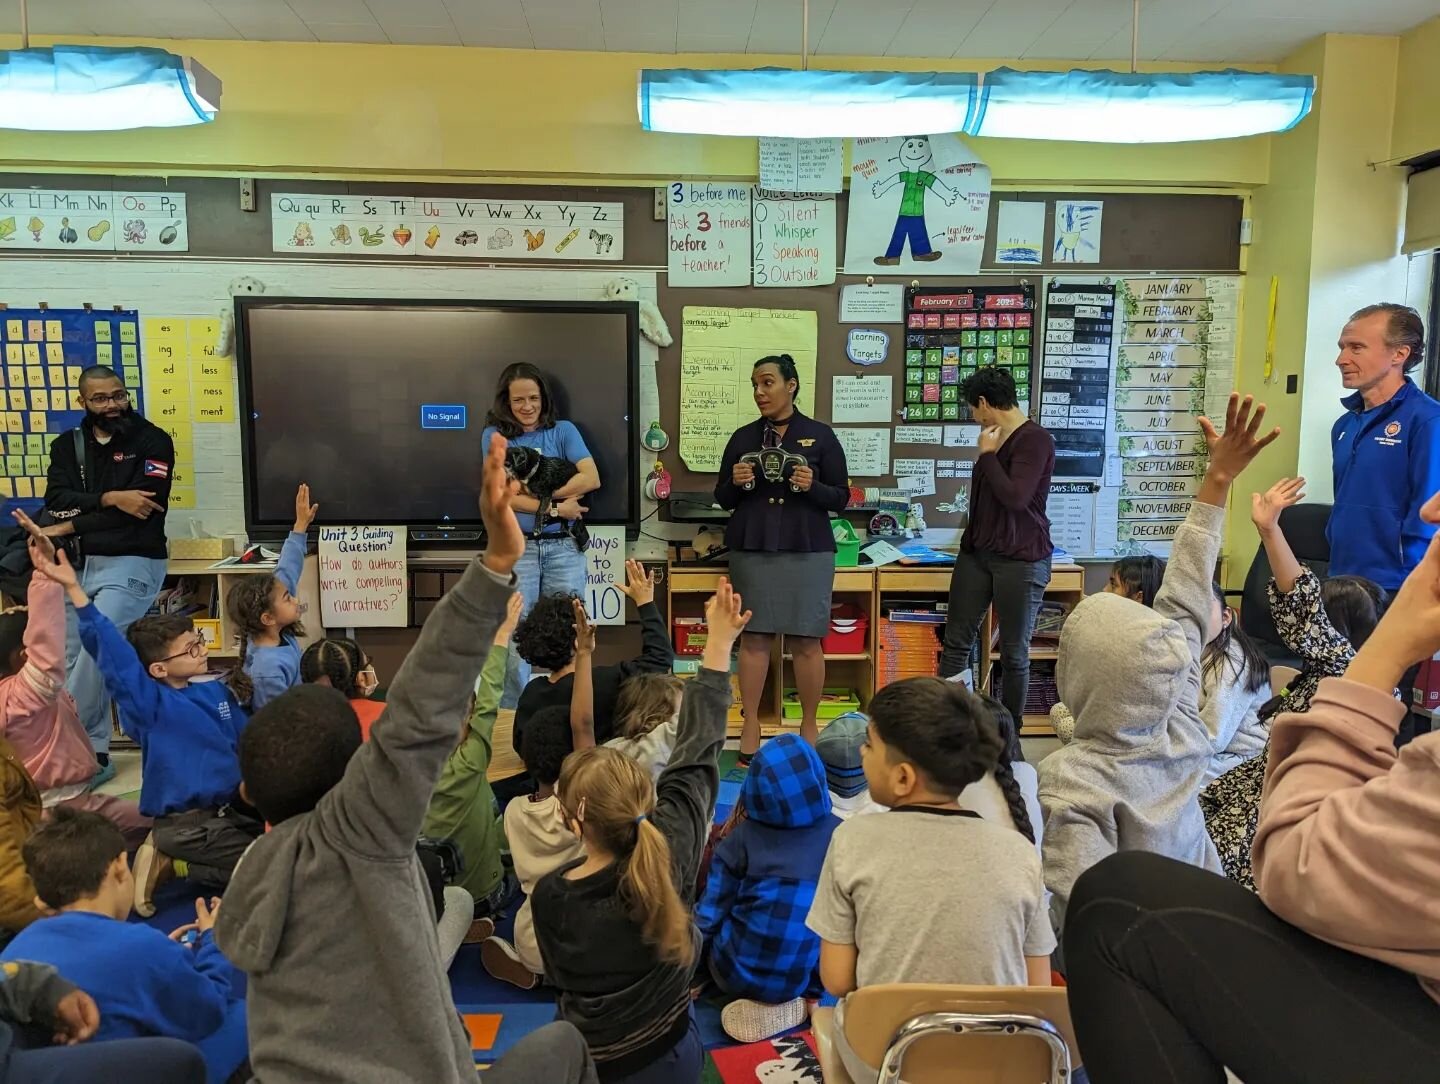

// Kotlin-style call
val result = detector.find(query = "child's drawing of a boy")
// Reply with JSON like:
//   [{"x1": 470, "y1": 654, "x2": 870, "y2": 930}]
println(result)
[{"x1": 870, "y1": 135, "x2": 959, "y2": 265}]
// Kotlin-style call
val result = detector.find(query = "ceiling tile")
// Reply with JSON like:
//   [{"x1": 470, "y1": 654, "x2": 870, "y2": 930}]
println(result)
[
  {"x1": 813, "y1": 1, "x2": 908, "y2": 55},
  {"x1": 0, "y1": 7, "x2": 100, "y2": 35},
  {"x1": 386, "y1": 23, "x2": 464, "y2": 42},
  {"x1": 601, "y1": 0, "x2": 678, "y2": 28},
  {"x1": 884, "y1": 0, "x2": 991, "y2": 58},
  {"x1": 523, "y1": 0, "x2": 602, "y2": 23},
  {"x1": 604, "y1": 29, "x2": 679, "y2": 51},
  {"x1": 1159, "y1": 15, "x2": 1333, "y2": 61},
  {"x1": 528, "y1": 22, "x2": 605, "y2": 47},
  {"x1": 954, "y1": 1, "x2": 1071, "y2": 57},
  {"x1": 446, "y1": 0, "x2": 532, "y2": 32},
  {"x1": 71, "y1": 0, "x2": 242, "y2": 40},
  {"x1": 367, "y1": 0, "x2": 456, "y2": 27},
  {"x1": 1224, "y1": 0, "x2": 1438, "y2": 30},
  {"x1": 1021, "y1": 0, "x2": 1136, "y2": 59},
  {"x1": 677, "y1": 0, "x2": 755, "y2": 36},
  {"x1": 307, "y1": 20, "x2": 392, "y2": 41},
  {"x1": 285, "y1": 0, "x2": 375, "y2": 21},
  {"x1": 210, "y1": 0, "x2": 317, "y2": 40},
  {"x1": 676, "y1": 28, "x2": 754, "y2": 51},
  {"x1": 457, "y1": 25, "x2": 535, "y2": 45}
]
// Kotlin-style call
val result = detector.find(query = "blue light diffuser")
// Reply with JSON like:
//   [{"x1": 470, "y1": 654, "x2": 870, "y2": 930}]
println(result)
[
  {"x1": 968, "y1": 68, "x2": 1313, "y2": 143},
  {"x1": 638, "y1": 68, "x2": 978, "y2": 138},
  {"x1": 0, "y1": 45, "x2": 221, "y2": 131}
]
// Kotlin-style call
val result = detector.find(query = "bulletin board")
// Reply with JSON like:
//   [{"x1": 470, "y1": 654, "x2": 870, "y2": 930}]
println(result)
[
  {"x1": 0, "y1": 307, "x2": 147, "y2": 511},
  {"x1": 0, "y1": 174, "x2": 1243, "y2": 543}
]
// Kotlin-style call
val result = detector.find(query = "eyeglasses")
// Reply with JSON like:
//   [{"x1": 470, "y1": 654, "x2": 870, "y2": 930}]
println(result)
[
  {"x1": 85, "y1": 390, "x2": 130, "y2": 407},
  {"x1": 161, "y1": 634, "x2": 206, "y2": 662}
]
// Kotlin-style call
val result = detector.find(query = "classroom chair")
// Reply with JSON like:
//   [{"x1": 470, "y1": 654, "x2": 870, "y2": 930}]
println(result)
[{"x1": 812, "y1": 984, "x2": 1079, "y2": 1084}]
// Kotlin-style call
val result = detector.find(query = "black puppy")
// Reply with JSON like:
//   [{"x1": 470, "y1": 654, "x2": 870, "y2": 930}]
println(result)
[{"x1": 503, "y1": 445, "x2": 590, "y2": 553}]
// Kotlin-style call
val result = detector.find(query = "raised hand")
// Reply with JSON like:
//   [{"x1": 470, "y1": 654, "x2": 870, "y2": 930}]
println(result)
[
  {"x1": 1198, "y1": 393, "x2": 1281, "y2": 483},
  {"x1": 1251, "y1": 477, "x2": 1306, "y2": 534},
  {"x1": 293, "y1": 483, "x2": 319, "y2": 532},
  {"x1": 703, "y1": 577, "x2": 752, "y2": 650},
  {"x1": 13, "y1": 509, "x2": 55, "y2": 566},
  {"x1": 571, "y1": 597, "x2": 597, "y2": 657},
  {"x1": 495, "y1": 591, "x2": 524, "y2": 645},
  {"x1": 615, "y1": 559, "x2": 655, "y2": 607},
  {"x1": 25, "y1": 528, "x2": 79, "y2": 591},
  {"x1": 480, "y1": 433, "x2": 525, "y2": 576}
]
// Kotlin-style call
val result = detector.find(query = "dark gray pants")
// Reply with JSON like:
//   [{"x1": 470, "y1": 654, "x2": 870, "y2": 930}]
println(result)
[
  {"x1": 153, "y1": 806, "x2": 264, "y2": 891},
  {"x1": 485, "y1": 1021, "x2": 598, "y2": 1084},
  {"x1": 939, "y1": 548, "x2": 1049, "y2": 727}
]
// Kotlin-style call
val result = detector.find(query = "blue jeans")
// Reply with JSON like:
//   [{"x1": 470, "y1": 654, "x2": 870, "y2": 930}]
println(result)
[
  {"x1": 504, "y1": 536, "x2": 588, "y2": 708},
  {"x1": 885, "y1": 214, "x2": 932, "y2": 258},
  {"x1": 7, "y1": 1036, "x2": 206, "y2": 1084},
  {"x1": 65, "y1": 554, "x2": 169, "y2": 755}
]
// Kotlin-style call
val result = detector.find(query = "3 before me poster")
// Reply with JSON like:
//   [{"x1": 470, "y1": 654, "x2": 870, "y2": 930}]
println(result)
[{"x1": 844, "y1": 134, "x2": 992, "y2": 275}]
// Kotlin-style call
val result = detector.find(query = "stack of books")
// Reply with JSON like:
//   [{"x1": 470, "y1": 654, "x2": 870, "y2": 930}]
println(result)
[{"x1": 877, "y1": 608, "x2": 945, "y2": 689}]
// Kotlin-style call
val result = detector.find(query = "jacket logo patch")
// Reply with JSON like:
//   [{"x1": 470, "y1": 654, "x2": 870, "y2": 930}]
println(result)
[
  {"x1": 113, "y1": 452, "x2": 124, "y2": 462},
  {"x1": 143, "y1": 459, "x2": 169, "y2": 478},
  {"x1": 797, "y1": 438, "x2": 816, "y2": 447},
  {"x1": 1385, "y1": 421, "x2": 1402, "y2": 438}
]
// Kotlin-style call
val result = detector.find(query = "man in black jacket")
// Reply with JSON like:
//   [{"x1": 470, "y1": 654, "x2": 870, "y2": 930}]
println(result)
[{"x1": 42, "y1": 366, "x2": 174, "y2": 780}]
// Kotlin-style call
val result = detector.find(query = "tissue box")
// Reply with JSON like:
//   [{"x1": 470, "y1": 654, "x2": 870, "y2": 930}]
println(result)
[{"x1": 169, "y1": 537, "x2": 234, "y2": 561}]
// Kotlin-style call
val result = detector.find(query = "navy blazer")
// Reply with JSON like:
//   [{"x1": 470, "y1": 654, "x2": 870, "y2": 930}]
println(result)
[{"x1": 714, "y1": 411, "x2": 850, "y2": 552}]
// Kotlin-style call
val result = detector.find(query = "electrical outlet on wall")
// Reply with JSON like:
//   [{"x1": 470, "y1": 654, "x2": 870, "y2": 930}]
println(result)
[{"x1": 239, "y1": 179, "x2": 257, "y2": 212}]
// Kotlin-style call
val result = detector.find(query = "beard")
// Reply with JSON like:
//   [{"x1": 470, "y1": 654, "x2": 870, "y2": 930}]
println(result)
[{"x1": 84, "y1": 405, "x2": 144, "y2": 441}]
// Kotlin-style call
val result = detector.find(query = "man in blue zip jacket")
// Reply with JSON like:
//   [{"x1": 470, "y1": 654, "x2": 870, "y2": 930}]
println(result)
[
  {"x1": 1330, "y1": 303, "x2": 1440, "y2": 590},
  {"x1": 1330, "y1": 303, "x2": 1440, "y2": 742}
]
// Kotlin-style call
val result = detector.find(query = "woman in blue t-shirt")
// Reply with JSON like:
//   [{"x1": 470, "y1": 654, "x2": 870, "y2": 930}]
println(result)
[{"x1": 481, "y1": 362, "x2": 600, "y2": 705}]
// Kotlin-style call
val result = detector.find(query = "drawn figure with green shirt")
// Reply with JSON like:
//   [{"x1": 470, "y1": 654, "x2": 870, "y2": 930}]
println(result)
[{"x1": 871, "y1": 135, "x2": 960, "y2": 265}]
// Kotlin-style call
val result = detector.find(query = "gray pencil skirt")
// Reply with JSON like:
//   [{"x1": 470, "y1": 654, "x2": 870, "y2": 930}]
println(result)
[{"x1": 728, "y1": 550, "x2": 834, "y2": 638}]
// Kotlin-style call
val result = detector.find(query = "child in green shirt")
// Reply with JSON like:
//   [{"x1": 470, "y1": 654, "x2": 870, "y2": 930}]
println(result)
[{"x1": 422, "y1": 591, "x2": 523, "y2": 924}]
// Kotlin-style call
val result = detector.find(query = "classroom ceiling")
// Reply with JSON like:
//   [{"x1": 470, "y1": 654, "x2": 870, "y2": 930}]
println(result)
[{"x1": 5, "y1": 0, "x2": 1438, "y2": 63}]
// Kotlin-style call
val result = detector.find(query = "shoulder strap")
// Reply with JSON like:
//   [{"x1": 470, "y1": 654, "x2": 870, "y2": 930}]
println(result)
[{"x1": 72, "y1": 428, "x2": 88, "y2": 493}]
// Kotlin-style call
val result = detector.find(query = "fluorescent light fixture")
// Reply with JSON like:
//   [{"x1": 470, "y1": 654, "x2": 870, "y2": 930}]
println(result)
[
  {"x1": 638, "y1": 68, "x2": 978, "y2": 138},
  {"x1": 0, "y1": 45, "x2": 221, "y2": 131},
  {"x1": 968, "y1": 68, "x2": 1313, "y2": 143}
]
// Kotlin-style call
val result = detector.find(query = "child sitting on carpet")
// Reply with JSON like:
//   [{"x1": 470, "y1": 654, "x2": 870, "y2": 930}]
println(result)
[
  {"x1": 0, "y1": 522, "x2": 147, "y2": 846},
  {"x1": 603, "y1": 673, "x2": 684, "y2": 782},
  {"x1": 815, "y1": 714, "x2": 884, "y2": 820},
  {"x1": 0, "y1": 733, "x2": 43, "y2": 935},
  {"x1": 696, "y1": 732, "x2": 837, "y2": 1045},
  {"x1": 958, "y1": 694, "x2": 1043, "y2": 851},
  {"x1": 226, "y1": 484, "x2": 317, "y2": 711},
  {"x1": 22, "y1": 519, "x2": 260, "y2": 919},
  {"x1": 212, "y1": 437, "x2": 597, "y2": 1084},
  {"x1": 422, "y1": 591, "x2": 524, "y2": 922},
  {"x1": 532, "y1": 579, "x2": 747, "y2": 1084},
  {"x1": 512, "y1": 559, "x2": 671, "y2": 754},
  {"x1": 806, "y1": 677, "x2": 1054, "y2": 1084},
  {"x1": 2, "y1": 808, "x2": 247, "y2": 1084},
  {"x1": 300, "y1": 637, "x2": 382, "y2": 739}
]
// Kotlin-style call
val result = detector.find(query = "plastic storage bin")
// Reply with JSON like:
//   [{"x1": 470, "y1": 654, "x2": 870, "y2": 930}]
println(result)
[
  {"x1": 782, "y1": 687, "x2": 861, "y2": 721},
  {"x1": 822, "y1": 603, "x2": 869, "y2": 654},
  {"x1": 832, "y1": 519, "x2": 861, "y2": 567}
]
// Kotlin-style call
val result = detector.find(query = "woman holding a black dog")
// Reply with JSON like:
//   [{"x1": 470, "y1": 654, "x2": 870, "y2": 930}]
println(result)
[
  {"x1": 482, "y1": 362, "x2": 600, "y2": 706},
  {"x1": 716, "y1": 354, "x2": 850, "y2": 760}
]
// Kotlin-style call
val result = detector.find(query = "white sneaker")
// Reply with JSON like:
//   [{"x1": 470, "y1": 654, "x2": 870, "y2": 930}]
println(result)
[
  {"x1": 721, "y1": 997, "x2": 808, "y2": 1044},
  {"x1": 944, "y1": 668, "x2": 974, "y2": 690}
]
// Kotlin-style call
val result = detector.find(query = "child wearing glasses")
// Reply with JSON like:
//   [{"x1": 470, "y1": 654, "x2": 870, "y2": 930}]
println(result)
[
  {"x1": 21, "y1": 518, "x2": 261, "y2": 919},
  {"x1": 227, "y1": 484, "x2": 319, "y2": 711}
]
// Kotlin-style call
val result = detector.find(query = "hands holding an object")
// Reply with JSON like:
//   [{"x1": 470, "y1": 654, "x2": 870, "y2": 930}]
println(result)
[{"x1": 732, "y1": 461, "x2": 755, "y2": 487}]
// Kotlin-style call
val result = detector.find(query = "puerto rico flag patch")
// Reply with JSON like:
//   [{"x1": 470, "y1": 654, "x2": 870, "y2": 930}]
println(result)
[{"x1": 143, "y1": 459, "x2": 169, "y2": 479}]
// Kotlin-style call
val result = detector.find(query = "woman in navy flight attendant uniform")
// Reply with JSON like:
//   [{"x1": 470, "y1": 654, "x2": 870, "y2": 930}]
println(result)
[{"x1": 715, "y1": 354, "x2": 850, "y2": 759}]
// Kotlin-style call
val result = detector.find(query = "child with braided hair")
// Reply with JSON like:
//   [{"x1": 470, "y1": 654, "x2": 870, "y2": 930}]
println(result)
[
  {"x1": 299, "y1": 637, "x2": 381, "y2": 740},
  {"x1": 958, "y1": 693, "x2": 1042, "y2": 851},
  {"x1": 806, "y1": 677, "x2": 1053, "y2": 1084}
]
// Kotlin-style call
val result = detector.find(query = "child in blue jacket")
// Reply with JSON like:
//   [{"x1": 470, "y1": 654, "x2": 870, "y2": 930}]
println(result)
[
  {"x1": 28, "y1": 535, "x2": 260, "y2": 918},
  {"x1": 227, "y1": 484, "x2": 318, "y2": 711},
  {"x1": 696, "y1": 732, "x2": 838, "y2": 1044},
  {"x1": 3, "y1": 808, "x2": 246, "y2": 1084}
]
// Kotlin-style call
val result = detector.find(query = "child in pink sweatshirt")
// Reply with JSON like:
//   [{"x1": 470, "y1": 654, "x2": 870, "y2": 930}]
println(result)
[
  {"x1": 0, "y1": 529, "x2": 148, "y2": 845},
  {"x1": 1059, "y1": 411, "x2": 1440, "y2": 1084}
]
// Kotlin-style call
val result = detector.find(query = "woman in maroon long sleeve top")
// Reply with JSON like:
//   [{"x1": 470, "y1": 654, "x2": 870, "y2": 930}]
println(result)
[{"x1": 939, "y1": 367, "x2": 1056, "y2": 727}]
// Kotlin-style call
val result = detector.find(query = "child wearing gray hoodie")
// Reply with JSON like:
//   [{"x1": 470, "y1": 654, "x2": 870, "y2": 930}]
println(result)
[
  {"x1": 213, "y1": 438, "x2": 598, "y2": 1084},
  {"x1": 1038, "y1": 393, "x2": 1278, "y2": 932}
]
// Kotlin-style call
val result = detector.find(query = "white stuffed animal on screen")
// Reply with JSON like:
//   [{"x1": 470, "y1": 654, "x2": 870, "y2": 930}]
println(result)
[
  {"x1": 215, "y1": 275, "x2": 267, "y2": 358},
  {"x1": 603, "y1": 277, "x2": 672, "y2": 348}
]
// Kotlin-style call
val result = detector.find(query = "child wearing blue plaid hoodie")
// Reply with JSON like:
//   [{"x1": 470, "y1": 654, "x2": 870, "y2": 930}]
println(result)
[{"x1": 696, "y1": 733, "x2": 839, "y2": 1045}]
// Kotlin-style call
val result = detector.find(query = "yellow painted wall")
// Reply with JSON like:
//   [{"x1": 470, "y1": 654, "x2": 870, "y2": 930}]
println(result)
[
  {"x1": 1393, "y1": 13, "x2": 1440, "y2": 162},
  {"x1": 0, "y1": 35, "x2": 1272, "y2": 186}
]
